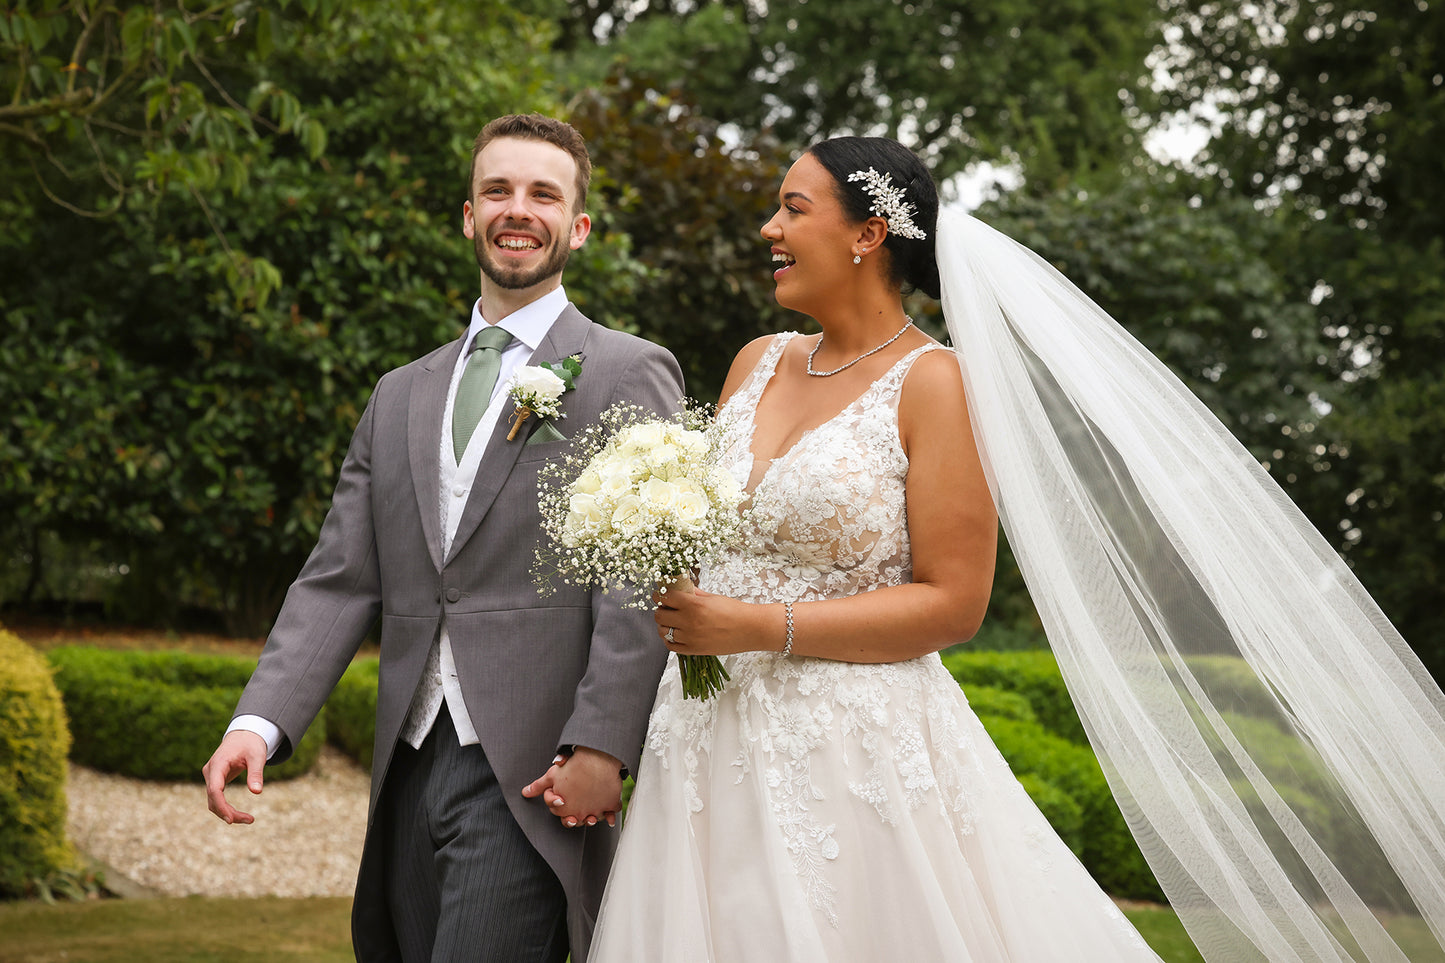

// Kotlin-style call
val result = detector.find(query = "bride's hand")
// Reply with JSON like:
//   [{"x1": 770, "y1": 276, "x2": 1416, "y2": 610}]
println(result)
[{"x1": 654, "y1": 586, "x2": 775, "y2": 656}]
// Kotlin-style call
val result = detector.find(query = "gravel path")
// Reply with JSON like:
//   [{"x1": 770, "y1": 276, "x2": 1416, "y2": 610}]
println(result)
[{"x1": 66, "y1": 746, "x2": 370, "y2": 898}]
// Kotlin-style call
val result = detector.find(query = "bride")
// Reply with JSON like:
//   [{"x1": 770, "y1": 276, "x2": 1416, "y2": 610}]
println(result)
[{"x1": 588, "y1": 136, "x2": 1445, "y2": 962}]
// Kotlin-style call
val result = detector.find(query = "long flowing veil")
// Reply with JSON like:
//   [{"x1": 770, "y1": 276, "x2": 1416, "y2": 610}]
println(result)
[{"x1": 937, "y1": 208, "x2": 1445, "y2": 961}]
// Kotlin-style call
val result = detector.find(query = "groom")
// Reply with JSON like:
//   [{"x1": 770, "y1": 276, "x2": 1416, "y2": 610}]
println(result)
[{"x1": 202, "y1": 114, "x2": 680, "y2": 962}]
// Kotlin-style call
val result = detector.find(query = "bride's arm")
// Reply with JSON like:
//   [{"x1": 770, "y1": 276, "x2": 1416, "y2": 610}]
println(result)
[{"x1": 657, "y1": 349, "x2": 998, "y2": 663}]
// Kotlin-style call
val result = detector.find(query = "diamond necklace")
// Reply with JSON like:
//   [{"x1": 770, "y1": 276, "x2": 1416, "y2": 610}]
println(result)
[{"x1": 806, "y1": 317, "x2": 914, "y2": 377}]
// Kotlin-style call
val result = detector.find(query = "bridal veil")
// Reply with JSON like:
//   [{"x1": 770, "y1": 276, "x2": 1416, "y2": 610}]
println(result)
[{"x1": 937, "y1": 208, "x2": 1445, "y2": 961}]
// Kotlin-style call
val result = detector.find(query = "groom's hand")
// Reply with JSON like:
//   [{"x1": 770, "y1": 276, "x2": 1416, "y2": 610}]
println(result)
[
  {"x1": 202, "y1": 730, "x2": 268, "y2": 825},
  {"x1": 522, "y1": 746, "x2": 623, "y2": 828}
]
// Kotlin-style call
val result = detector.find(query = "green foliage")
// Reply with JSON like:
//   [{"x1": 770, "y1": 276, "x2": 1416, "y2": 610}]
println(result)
[
  {"x1": 46, "y1": 647, "x2": 322, "y2": 781},
  {"x1": 945, "y1": 649, "x2": 1160, "y2": 898},
  {"x1": 979, "y1": 713, "x2": 1162, "y2": 900},
  {"x1": 326, "y1": 658, "x2": 378, "y2": 771},
  {"x1": 0, "y1": 627, "x2": 77, "y2": 897},
  {"x1": 0, "y1": 0, "x2": 568, "y2": 634},
  {"x1": 0, "y1": 1, "x2": 331, "y2": 218},
  {"x1": 943, "y1": 649, "x2": 1086, "y2": 745},
  {"x1": 525, "y1": 0, "x2": 1162, "y2": 183},
  {"x1": 568, "y1": 74, "x2": 795, "y2": 400},
  {"x1": 979, "y1": 174, "x2": 1330, "y2": 468},
  {"x1": 959, "y1": 684, "x2": 1037, "y2": 726},
  {"x1": 1152, "y1": 0, "x2": 1445, "y2": 674},
  {"x1": 1015, "y1": 772, "x2": 1085, "y2": 860}
]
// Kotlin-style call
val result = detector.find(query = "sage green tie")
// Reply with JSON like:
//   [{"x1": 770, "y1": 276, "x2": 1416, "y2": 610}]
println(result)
[{"x1": 452, "y1": 325, "x2": 513, "y2": 460}]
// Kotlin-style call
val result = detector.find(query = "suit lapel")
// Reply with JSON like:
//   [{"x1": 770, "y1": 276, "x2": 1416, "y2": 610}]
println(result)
[
  {"x1": 409, "y1": 339, "x2": 463, "y2": 573},
  {"x1": 444, "y1": 305, "x2": 591, "y2": 567}
]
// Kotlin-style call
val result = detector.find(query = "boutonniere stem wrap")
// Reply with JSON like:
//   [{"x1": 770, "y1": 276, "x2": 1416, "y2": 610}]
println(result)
[{"x1": 506, "y1": 354, "x2": 582, "y2": 441}]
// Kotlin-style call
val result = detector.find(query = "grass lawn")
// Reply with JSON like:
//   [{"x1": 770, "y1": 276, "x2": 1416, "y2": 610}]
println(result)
[
  {"x1": 0, "y1": 897, "x2": 354, "y2": 963},
  {"x1": 1, "y1": 896, "x2": 1219, "y2": 962}
]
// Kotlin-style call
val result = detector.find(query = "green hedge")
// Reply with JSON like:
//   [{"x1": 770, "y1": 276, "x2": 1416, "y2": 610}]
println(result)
[
  {"x1": 1016, "y1": 772, "x2": 1084, "y2": 860},
  {"x1": 327, "y1": 658, "x2": 379, "y2": 771},
  {"x1": 943, "y1": 649, "x2": 1087, "y2": 744},
  {"x1": 943, "y1": 649, "x2": 1163, "y2": 901},
  {"x1": 960, "y1": 684, "x2": 1037, "y2": 726},
  {"x1": 979, "y1": 713, "x2": 1163, "y2": 901},
  {"x1": 46, "y1": 648, "x2": 322, "y2": 782},
  {"x1": 0, "y1": 629, "x2": 77, "y2": 897}
]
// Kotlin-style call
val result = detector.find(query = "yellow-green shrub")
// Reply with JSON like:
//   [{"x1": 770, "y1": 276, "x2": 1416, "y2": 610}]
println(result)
[{"x1": 0, "y1": 628, "x2": 77, "y2": 896}]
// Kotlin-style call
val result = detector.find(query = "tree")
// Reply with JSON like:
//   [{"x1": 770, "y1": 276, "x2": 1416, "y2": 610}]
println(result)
[
  {"x1": 568, "y1": 71, "x2": 797, "y2": 400},
  {"x1": 1151, "y1": 0, "x2": 1445, "y2": 671},
  {"x1": 1, "y1": 0, "x2": 327, "y2": 222},
  {"x1": 0, "y1": 1, "x2": 585, "y2": 633},
  {"x1": 974, "y1": 171, "x2": 1332, "y2": 632},
  {"x1": 516, "y1": 0, "x2": 1163, "y2": 184}
]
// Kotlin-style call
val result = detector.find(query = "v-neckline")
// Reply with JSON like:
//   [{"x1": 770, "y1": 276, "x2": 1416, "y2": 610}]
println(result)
[{"x1": 737, "y1": 334, "x2": 930, "y2": 497}]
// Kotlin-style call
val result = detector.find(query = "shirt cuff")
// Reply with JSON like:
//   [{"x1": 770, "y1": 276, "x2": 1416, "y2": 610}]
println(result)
[{"x1": 227, "y1": 714, "x2": 282, "y2": 761}]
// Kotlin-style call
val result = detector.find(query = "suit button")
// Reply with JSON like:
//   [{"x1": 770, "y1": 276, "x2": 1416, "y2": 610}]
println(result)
[{"x1": 446, "y1": 588, "x2": 461, "y2": 603}]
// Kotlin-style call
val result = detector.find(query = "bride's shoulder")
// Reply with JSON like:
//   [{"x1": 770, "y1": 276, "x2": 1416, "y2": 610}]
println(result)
[
  {"x1": 898, "y1": 343, "x2": 967, "y2": 416},
  {"x1": 717, "y1": 333, "x2": 795, "y2": 406}
]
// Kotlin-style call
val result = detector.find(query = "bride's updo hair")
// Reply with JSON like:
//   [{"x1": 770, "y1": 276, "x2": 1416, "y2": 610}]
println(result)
[{"x1": 806, "y1": 136, "x2": 941, "y2": 300}]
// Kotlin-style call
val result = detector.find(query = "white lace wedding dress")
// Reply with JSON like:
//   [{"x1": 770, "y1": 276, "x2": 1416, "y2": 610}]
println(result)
[{"x1": 589, "y1": 334, "x2": 1164, "y2": 962}]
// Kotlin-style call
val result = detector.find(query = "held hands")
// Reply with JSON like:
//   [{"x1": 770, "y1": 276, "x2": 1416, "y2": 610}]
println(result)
[
  {"x1": 522, "y1": 746, "x2": 624, "y2": 828},
  {"x1": 202, "y1": 730, "x2": 268, "y2": 825}
]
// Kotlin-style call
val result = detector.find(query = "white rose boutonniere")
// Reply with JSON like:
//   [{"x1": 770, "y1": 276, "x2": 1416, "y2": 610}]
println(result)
[{"x1": 506, "y1": 354, "x2": 582, "y2": 441}]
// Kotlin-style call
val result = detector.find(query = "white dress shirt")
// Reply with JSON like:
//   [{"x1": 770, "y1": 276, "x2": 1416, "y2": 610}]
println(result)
[{"x1": 229, "y1": 287, "x2": 569, "y2": 758}]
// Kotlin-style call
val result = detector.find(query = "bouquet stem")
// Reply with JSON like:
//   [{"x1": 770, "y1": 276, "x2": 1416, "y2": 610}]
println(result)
[{"x1": 662, "y1": 575, "x2": 731, "y2": 701}]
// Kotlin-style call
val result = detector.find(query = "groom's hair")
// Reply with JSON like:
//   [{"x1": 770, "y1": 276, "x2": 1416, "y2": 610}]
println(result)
[{"x1": 469, "y1": 114, "x2": 592, "y2": 215}]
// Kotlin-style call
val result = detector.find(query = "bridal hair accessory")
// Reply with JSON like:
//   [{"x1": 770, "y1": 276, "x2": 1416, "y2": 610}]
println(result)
[
  {"x1": 506, "y1": 354, "x2": 581, "y2": 440},
  {"x1": 936, "y1": 207, "x2": 1445, "y2": 961},
  {"x1": 847, "y1": 167, "x2": 927, "y2": 240},
  {"x1": 807, "y1": 317, "x2": 913, "y2": 377}
]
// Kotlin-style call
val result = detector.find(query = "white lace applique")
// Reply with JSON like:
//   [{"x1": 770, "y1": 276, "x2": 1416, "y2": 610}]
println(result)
[{"x1": 646, "y1": 334, "x2": 982, "y2": 924}]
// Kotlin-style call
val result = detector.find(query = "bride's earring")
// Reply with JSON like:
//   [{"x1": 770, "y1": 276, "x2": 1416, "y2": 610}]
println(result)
[{"x1": 853, "y1": 254, "x2": 862, "y2": 265}]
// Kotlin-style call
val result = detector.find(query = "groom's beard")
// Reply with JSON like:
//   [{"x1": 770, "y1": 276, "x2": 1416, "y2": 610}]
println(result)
[{"x1": 475, "y1": 221, "x2": 573, "y2": 290}]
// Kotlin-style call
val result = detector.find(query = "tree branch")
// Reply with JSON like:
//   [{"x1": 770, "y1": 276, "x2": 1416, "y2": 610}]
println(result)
[{"x1": 0, "y1": 89, "x2": 95, "y2": 122}]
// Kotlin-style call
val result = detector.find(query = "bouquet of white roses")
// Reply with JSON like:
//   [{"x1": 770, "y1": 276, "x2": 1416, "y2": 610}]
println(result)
[{"x1": 535, "y1": 401, "x2": 746, "y2": 699}]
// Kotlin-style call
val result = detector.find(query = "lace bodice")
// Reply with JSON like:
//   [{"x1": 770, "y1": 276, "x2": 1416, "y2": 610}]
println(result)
[{"x1": 706, "y1": 332, "x2": 944, "y2": 606}]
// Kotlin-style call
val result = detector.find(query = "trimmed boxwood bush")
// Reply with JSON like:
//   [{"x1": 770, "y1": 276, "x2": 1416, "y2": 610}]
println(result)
[
  {"x1": 327, "y1": 657, "x2": 379, "y2": 770},
  {"x1": 1015, "y1": 771, "x2": 1085, "y2": 860},
  {"x1": 960, "y1": 684, "x2": 1037, "y2": 726},
  {"x1": 0, "y1": 628, "x2": 78, "y2": 896},
  {"x1": 46, "y1": 647, "x2": 322, "y2": 782},
  {"x1": 978, "y1": 713, "x2": 1163, "y2": 901},
  {"x1": 943, "y1": 650, "x2": 1087, "y2": 744}
]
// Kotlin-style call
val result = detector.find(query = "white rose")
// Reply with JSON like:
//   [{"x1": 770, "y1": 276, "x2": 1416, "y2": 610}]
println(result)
[
  {"x1": 611, "y1": 493, "x2": 647, "y2": 536},
  {"x1": 710, "y1": 468, "x2": 742, "y2": 504},
  {"x1": 676, "y1": 428, "x2": 709, "y2": 459},
  {"x1": 673, "y1": 490, "x2": 709, "y2": 529},
  {"x1": 572, "y1": 469, "x2": 602, "y2": 495},
  {"x1": 599, "y1": 464, "x2": 635, "y2": 498},
  {"x1": 511, "y1": 365, "x2": 566, "y2": 401},
  {"x1": 647, "y1": 443, "x2": 680, "y2": 469},
  {"x1": 639, "y1": 477, "x2": 679, "y2": 512},
  {"x1": 619, "y1": 421, "x2": 666, "y2": 454},
  {"x1": 568, "y1": 492, "x2": 604, "y2": 527}
]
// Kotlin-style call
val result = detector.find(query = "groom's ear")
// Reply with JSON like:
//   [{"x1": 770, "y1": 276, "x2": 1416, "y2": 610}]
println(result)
[{"x1": 569, "y1": 212, "x2": 591, "y2": 250}]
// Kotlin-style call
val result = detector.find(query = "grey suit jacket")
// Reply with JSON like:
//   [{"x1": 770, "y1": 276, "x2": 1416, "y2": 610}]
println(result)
[{"x1": 233, "y1": 304, "x2": 681, "y2": 960}]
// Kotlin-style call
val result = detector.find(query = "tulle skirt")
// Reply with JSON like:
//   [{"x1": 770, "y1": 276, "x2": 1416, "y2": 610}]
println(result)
[{"x1": 590, "y1": 651, "x2": 1163, "y2": 962}]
